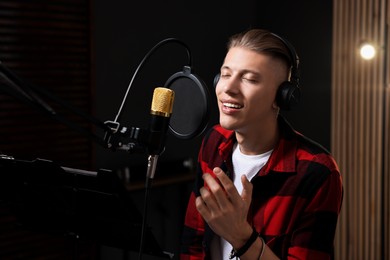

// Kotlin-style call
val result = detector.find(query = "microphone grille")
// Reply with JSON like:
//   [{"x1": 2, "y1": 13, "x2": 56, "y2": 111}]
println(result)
[{"x1": 151, "y1": 87, "x2": 175, "y2": 117}]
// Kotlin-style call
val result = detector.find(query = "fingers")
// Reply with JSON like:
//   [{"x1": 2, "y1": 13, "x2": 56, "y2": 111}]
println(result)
[
  {"x1": 195, "y1": 168, "x2": 233, "y2": 216},
  {"x1": 212, "y1": 167, "x2": 253, "y2": 210},
  {"x1": 196, "y1": 168, "x2": 255, "y2": 242},
  {"x1": 212, "y1": 167, "x2": 242, "y2": 205},
  {"x1": 196, "y1": 167, "x2": 254, "y2": 216},
  {"x1": 195, "y1": 191, "x2": 211, "y2": 220},
  {"x1": 241, "y1": 174, "x2": 253, "y2": 204},
  {"x1": 201, "y1": 171, "x2": 230, "y2": 211}
]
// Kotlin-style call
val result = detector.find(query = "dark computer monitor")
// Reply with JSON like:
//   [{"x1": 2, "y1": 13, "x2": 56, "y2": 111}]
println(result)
[{"x1": 0, "y1": 155, "x2": 169, "y2": 259}]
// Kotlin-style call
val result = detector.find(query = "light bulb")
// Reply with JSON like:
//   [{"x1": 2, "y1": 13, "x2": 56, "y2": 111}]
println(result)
[{"x1": 359, "y1": 43, "x2": 376, "y2": 60}]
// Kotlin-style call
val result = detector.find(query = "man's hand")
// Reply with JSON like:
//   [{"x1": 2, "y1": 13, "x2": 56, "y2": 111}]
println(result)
[{"x1": 195, "y1": 167, "x2": 254, "y2": 249}]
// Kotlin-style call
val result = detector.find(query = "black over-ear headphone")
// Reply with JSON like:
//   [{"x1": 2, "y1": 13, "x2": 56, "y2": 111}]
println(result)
[
  {"x1": 272, "y1": 33, "x2": 301, "y2": 110},
  {"x1": 213, "y1": 32, "x2": 301, "y2": 111}
]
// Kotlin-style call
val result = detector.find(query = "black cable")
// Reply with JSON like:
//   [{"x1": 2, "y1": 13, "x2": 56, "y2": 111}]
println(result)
[{"x1": 114, "y1": 38, "x2": 192, "y2": 123}]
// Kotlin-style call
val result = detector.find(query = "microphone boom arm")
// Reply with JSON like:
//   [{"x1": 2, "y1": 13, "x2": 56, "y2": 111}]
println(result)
[{"x1": 113, "y1": 38, "x2": 191, "y2": 124}]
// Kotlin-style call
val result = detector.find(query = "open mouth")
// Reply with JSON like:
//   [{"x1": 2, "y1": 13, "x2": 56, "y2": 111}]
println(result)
[{"x1": 223, "y1": 102, "x2": 243, "y2": 109}]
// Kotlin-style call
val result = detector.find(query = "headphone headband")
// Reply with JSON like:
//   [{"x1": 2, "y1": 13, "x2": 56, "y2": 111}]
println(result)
[{"x1": 270, "y1": 33, "x2": 300, "y2": 87}]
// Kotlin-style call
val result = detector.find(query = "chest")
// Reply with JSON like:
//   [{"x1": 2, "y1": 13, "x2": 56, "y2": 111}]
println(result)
[{"x1": 249, "y1": 174, "x2": 309, "y2": 236}]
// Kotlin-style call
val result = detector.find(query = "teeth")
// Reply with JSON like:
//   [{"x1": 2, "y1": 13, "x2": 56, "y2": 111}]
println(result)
[{"x1": 223, "y1": 102, "x2": 242, "y2": 108}]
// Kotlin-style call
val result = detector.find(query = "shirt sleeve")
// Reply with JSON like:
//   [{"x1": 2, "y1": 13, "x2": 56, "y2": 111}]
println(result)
[{"x1": 287, "y1": 167, "x2": 343, "y2": 259}]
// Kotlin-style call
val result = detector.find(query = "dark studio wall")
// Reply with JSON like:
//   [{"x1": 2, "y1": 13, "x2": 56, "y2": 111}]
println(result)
[
  {"x1": 92, "y1": 0, "x2": 333, "y2": 259},
  {"x1": 93, "y1": 0, "x2": 333, "y2": 172}
]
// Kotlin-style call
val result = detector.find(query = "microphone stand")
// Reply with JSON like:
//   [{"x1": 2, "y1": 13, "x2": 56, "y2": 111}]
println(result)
[{"x1": 139, "y1": 154, "x2": 159, "y2": 260}]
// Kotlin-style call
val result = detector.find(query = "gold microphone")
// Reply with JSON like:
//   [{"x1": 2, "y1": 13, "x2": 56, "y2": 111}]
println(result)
[
  {"x1": 150, "y1": 87, "x2": 175, "y2": 117},
  {"x1": 148, "y1": 87, "x2": 175, "y2": 155}
]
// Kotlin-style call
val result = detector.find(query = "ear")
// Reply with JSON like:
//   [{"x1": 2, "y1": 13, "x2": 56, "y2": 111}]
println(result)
[{"x1": 272, "y1": 100, "x2": 279, "y2": 110}]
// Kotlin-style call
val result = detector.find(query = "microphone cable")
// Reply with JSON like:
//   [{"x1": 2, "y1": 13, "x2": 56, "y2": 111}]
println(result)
[{"x1": 113, "y1": 38, "x2": 191, "y2": 124}]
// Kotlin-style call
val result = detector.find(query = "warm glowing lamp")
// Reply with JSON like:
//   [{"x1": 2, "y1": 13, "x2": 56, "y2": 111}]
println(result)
[{"x1": 359, "y1": 43, "x2": 376, "y2": 60}]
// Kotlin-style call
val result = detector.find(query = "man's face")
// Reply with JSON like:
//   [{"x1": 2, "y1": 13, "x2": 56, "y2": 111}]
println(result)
[{"x1": 215, "y1": 47, "x2": 288, "y2": 134}]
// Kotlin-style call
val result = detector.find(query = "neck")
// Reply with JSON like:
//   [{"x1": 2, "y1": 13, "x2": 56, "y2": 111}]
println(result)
[{"x1": 235, "y1": 117, "x2": 279, "y2": 155}]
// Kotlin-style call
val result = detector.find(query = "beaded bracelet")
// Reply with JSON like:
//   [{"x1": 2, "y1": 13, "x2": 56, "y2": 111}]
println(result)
[
  {"x1": 229, "y1": 227, "x2": 258, "y2": 259},
  {"x1": 258, "y1": 236, "x2": 265, "y2": 260}
]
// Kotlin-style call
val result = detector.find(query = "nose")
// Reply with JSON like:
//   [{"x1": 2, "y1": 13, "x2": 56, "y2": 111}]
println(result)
[{"x1": 217, "y1": 75, "x2": 240, "y2": 95}]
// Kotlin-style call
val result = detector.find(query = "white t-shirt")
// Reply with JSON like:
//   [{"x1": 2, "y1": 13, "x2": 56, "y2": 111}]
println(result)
[{"x1": 211, "y1": 143, "x2": 272, "y2": 259}]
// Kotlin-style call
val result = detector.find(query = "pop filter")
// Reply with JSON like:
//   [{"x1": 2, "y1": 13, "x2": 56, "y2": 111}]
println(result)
[{"x1": 165, "y1": 66, "x2": 210, "y2": 139}]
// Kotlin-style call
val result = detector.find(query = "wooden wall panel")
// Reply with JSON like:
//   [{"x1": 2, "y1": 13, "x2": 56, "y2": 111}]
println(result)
[{"x1": 332, "y1": 0, "x2": 389, "y2": 259}]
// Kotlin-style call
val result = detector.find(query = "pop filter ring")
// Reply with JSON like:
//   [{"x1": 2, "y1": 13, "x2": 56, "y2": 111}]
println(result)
[{"x1": 165, "y1": 65, "x2": 210, "y2": 139}]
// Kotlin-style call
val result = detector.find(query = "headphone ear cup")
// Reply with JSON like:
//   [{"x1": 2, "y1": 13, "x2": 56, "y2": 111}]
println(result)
[
  {"x1": 276, "y1": 81, "x2": 301, "y2": 110},
  {"x1": 213, "y1": 73, "x2": 220, "y2": 88}
]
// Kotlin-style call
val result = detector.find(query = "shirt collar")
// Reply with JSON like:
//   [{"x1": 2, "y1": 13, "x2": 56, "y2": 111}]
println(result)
[{"x1": 217, "y1": 115, "x2": 298, "y2": 176}]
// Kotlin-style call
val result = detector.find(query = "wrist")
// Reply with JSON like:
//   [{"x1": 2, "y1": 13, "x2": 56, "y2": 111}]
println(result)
[
  {"x1": 230, "y1": 224, "x2": 254, "y2": 249},
  {"x1": 229, "y1": 226, "x2": 258, "y2": 259}
]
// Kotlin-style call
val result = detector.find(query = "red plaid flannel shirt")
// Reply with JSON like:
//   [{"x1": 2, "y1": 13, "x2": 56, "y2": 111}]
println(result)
[{"x1": 180, "y1": 116, "x2": 343, "y2": 260}]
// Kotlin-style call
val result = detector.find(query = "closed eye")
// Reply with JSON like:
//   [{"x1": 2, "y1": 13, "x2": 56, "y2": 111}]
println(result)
[{"x1": 243, "y1": 77, "x2": 258, "y2": 84}]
